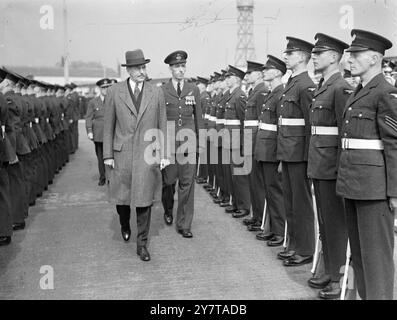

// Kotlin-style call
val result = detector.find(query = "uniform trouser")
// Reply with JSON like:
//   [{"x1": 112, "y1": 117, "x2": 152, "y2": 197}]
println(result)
[
  {"x1": 37, "y1": 146, "x2": 49, "y2": 191},
  {"x1": 230, "y1": 148, "x2": 251, "y2": 211},
  {"x1": 344, "y1": 198, "x2": 394, "y2": 300},
  {"x1": 19, "y1": 154, "x2": 33, "y2": 209},
  {"x1": 74, "y1": 121, "x2": 79, "y2": 150},
  {"x1": 197, "y1": 140, "x2": 208, "y2": 179},
  {"x1": 43, "y1": 142, "x2": 55, "y2": 182},
  {"x1": 0, "y1": 166, "x2": 13, "y2": 237},
  {"x1": 116, "y1": 204, "x2": 151, "y2": 248},
  {"x1": 282, "y1": 161, "x2": 315, "y2": 256},
  {"x1": 313, "y1": 179, "x2": 348, "y2": 282},
  {"x1": 207, "y1": 141, "x2": 216, "y2": 187},
  {"x1": 94, "y1": 142, "x2": 106, "y2": 182},
  {"x1": 6, "y1": 162, "x2": 27, "y2": 223},
  {"x1": 162, "y1": 180, "x2": 176, "y2": 216},
  {"x1": 259, "y1": 161, "x2": 286, "y2": 236},
  {"x1": 247, "y1": 155, "x2": 265, "y2": 222},
  {"x1": 216, "y1": 147, "x2": 226, "y2": 198},
  {"x1": 162, "y1": 158, "x2": 196, "y2": 231}
]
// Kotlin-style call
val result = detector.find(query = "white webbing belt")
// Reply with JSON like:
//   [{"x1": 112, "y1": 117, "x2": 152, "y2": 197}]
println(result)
[
  {"x1": 341, "y1": 138, "x2": 384, "y2": 150},
  {"x1": 258, "y1": 123, "x2": 277, "y2": 132},
  {"x1": 244, "y1": 120, "x2": 259, "y2": 127},
  {"x1": 278, "y1": 118, "x2": 305, "y2": 126},
  {"x1": 311, "y1": 126, "x2": 339, "y2": 135}
]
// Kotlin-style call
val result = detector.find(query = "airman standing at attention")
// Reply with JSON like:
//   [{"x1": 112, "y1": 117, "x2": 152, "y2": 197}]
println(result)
[
  {"x1": 308, "y1": 33, "x2": 352, "y2": 299},
  {"x1": 242, "y1": 61, "x2": 268, "y2": 232},
  {"x1": 277, "y1": 37, "x2": 316, "y2": 267},
  {"x1": 85, "y1": 78, "x2": 112, "y2": 186},
  {"x1": 336, "y1": 29, "x2": 397, "y2": 300},
  {"x1": 254, "y1": 55, "x2": 287, "y2": 247}
]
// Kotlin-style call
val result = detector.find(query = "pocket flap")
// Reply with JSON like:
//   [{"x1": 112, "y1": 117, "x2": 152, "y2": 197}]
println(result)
[
  {"x1": 349, "y1": 150, "x2": 384, "y2": 166},
  {"x1": 351, "y1": 109, "x2": 376, "y2": 120}
]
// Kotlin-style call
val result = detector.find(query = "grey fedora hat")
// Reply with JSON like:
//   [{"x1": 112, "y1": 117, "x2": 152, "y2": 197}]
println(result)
[{"x1": 121, "y1": 49, "x2": 151, "y2": 67}]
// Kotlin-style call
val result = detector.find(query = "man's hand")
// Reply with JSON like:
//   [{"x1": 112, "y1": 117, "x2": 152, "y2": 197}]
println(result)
[
  {"x1": 9, "y1": 155, "x2": 19, "y2": 165},
  {"x1": 160, "y1": 158, "x2": 170, "y2": 170},
  {"x1": 87, "y1": 132, "x2": 93, "y2": 140},
  {"x1": 104, "y1": 159, "x2": 114, "y2": 168},
  {"x1": 389, "y1": 197, "x2": 397, "y2": 212}
]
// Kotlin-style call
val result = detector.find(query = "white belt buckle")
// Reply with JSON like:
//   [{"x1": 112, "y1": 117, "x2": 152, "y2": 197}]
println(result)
[{"x1": 1, "y1": 125, "x2": 5, "y2": 139}]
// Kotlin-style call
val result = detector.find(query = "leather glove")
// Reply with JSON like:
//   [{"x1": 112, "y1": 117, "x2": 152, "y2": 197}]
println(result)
[{"x1": 104, "y1": 159, "x2": 114, "y2": 168}]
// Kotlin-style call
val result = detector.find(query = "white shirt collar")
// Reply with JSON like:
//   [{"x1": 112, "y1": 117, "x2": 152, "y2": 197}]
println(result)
[
  {"x1": 129, "y1": 78, "x2": 143, "y2": 92},
  {"x1": 100, "y1": 95, "x2": 105, "y2": 102},
  {"x1": 291, "y1": 69, "x2": 307, "y2": 78},
  {"x1": 172, "y1": 78, "x2": 184, "y2": 92},
  {"x1": 323, "y1": 69, "x2": 340, "y2": 84}
]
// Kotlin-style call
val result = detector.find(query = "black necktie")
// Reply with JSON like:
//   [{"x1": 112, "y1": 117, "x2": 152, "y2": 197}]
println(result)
[
  {"x1": 134, "y1": 84, "x2": 140, "y2": 98},
  {"x1": 354, "y1": 83, "x2": 363, "y2": 95},
  {"x1": 248, "y1": 88, "x2": 253, "y2": 96},
  {"x1": 318, "y1": 78, "x2": 324, "y2": 90},
  {"x1": 287, "y1": 76, "x2": 292, "y2": 85},
  {"x1": 177, "y1": 81, "x2": 181, "y2": 96}
]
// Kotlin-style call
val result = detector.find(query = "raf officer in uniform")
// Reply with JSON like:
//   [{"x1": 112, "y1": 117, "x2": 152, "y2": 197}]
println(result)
[
  {"x1": 254, "y1": 55, "x2": 287, "y2": 246},
  {"x1": 277, "y1": 37, "x2": 316, "y2": 267},
  {"x1": 223, "y1": 65, "x2": 251, "y2": 218},
  {"x1": 195, "y1": 76, "x2": 211, "y2": 185},
  {"x1": 85, "y1": 78, "x2": 112, "y2": 186},
  {"x1": 161, "y1": 50, "x2": 204, "y2": 238},
  {"x1": 336, "y1": 29, "x2": 397, "y2": 300},
  {"x1": 242, "y1": 61, "x2": 268, "y2": 232},
  {"x1": 308, "y1": 33, "x2": 352, "y2": 299}
]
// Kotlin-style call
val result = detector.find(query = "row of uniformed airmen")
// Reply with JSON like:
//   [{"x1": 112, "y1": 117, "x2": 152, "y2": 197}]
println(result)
[
  {"x1": 0, "y1": 67, "x2": 83, "y2": 247},
  {"x1": 193, "y1": 29, "x2": 397, "y2": 300}
]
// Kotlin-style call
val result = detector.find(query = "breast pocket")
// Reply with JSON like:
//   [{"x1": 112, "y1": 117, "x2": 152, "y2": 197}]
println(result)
[
  {"x1": 282, "y1": 95, "x2": 302, "y2": 117},
  {"x1": 182, "y1": 103, "x2": 194, "y2": 117},
  {"x1": 311, "y1": 101, "x2": 335, "y2": 125},
  {"x1": 349, "y1": 109, "x2": 377, "y2": 138},
  {"x1": 260, "y1": 103, "x2": 277, "y2": 123}
]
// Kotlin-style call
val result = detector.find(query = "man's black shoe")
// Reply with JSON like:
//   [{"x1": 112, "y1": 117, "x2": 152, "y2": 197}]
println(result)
[
  {"x1": 243, "y1": 217, "x2": 257, "y2": 226},
  {"x1": 308, "y1": 274, "x2": 331, "y2": 289},
  {"x1": 247, "y1": 223, "x2": 262, "y2": 232},
  {"x1": 283, "y1": 254, "x2": 313, "y2": 267},
  {"x1": 121, "y1": 227, "x2": 131, "y2": 242},
  {"x1": 12, "y1": 222, "x2": 25, "y2": 231},
  {"x1": 256, "y1": 231, "x2": 274, "y2": 241},
  {"x1": 267, "y1": 235, "x2": 284, "y2": 247},
  {"x1": 232, "y1": 209, "x2": 250, "y2": 218},
  {"x1": 98, "y1": 180, "x2": 106, "y2": 186},
  {"x1": 177, "y1": 229, "x2": 193, "y2": 238},
  {"x1": 164, "y1": 214, "x2": 173, "y2": 225},
  {"x1": 319, "y1": 282, "x2": 341, "y2": 300},
  {"x1": 225, "y1": 206, "x2": 237, "y2": 213},
  {"x1": 219, "y1": 201, "x2": 230, "y2": 207},
  {"x1": 136, "y1": 246, "x2": 151, "y2": 261},
  {"x1": 277, "y1": 249, "x2": 295, "y2": 260},
  {"x1": 0, "y1": 236, "x2": 11, "y2": 246}
]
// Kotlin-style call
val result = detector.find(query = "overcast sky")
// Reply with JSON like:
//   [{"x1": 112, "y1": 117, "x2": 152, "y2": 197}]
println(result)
[{"x1": 0, "y1": 0, "x2": 396, "y2": 79}]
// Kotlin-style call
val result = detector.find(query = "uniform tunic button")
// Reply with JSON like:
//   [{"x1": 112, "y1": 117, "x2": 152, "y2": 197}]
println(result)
[
  {"x1": 345, "y1": 120, "x2": 349, "y2": 124},
  {"x1": 359, "y1": 114, "x2": 362, "y2": 117},
  {"x1": 179, "y1": 106, "x2": 181, "y2": 109},
  {"x1": 281, "y1": 105, "x2": 283, "y2": 107},
  {"x1": 312, "y1": 99, "x2": 315, "y2": 101},
  {"x1": 344, "y1": 133, "x2": 347, "y2": 136},
  {"x1": 348, "y1": 107, "x2": 352, "y2": 111},
  {"x1": 311, "y1": 110, "x2": 314, "y2": 112}
]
